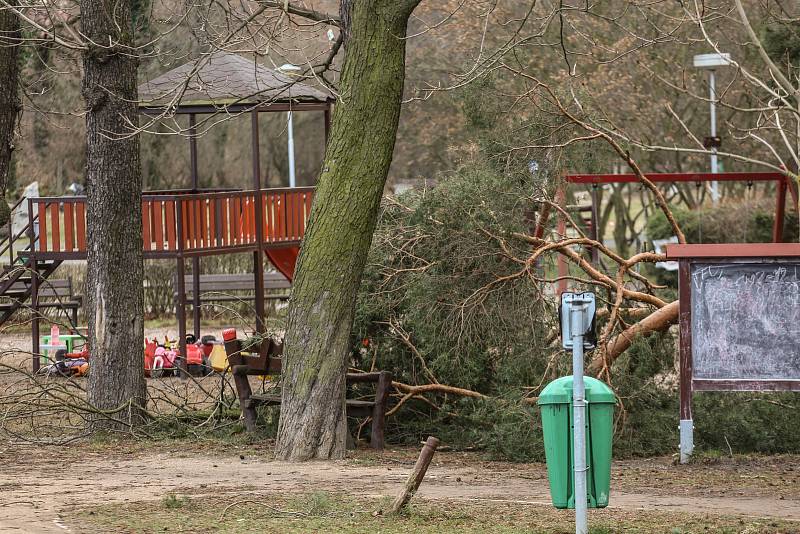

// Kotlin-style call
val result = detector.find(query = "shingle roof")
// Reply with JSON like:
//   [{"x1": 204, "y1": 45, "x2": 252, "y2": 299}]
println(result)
[{"x1": 138, "y1": 51, "x2": 331, "y2": 108}]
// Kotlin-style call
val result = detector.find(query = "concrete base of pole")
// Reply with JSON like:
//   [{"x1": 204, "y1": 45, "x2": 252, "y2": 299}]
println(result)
[{"x1": 680, "y1": 419, "x2": 694, "y2": 464}]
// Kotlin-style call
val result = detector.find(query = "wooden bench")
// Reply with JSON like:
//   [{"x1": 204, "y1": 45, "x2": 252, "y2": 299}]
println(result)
[
  {"x1": 175, "y1": 272, "x2": 291, "y2": 305},
  {"x1": 222, "y1": 328, "x2": 392, "y2": 450},
  {"x1": 7, "y1": 278, "x2": 82, "y2": 324}
]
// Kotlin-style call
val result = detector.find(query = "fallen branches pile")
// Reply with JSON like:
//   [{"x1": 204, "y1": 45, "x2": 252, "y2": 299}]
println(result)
[{"x1": 0, "y1": 354, "x2": 244, "y2": 444}]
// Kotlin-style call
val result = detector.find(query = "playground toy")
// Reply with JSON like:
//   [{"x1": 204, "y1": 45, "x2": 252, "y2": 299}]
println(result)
[
  {"x1": 145, "y1": 334, "x2": 217, "y2": 377},
  {"x1": 42, "y1": 333, "x2": 220, "y2": 378},
  {"x1": 144, "y1": 338, "x2": 178, "y2": 378}
]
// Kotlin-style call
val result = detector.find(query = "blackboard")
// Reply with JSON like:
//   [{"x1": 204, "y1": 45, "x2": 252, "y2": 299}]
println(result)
[{"x1": 691, "y1": 262, "x2": 800, "y2": 381}]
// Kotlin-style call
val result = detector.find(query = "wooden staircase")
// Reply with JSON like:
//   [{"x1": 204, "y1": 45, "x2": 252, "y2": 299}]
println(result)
[{"x1": 0, "y1": 198, "x2": 64, "y2": 326}]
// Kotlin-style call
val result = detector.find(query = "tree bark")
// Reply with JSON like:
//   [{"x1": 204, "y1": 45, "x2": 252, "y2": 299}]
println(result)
[
  {"x1": 0, "y1": 1, "x2": 21, "y2": 224},
  {"x1": 275, "y1": 0, "x2": 421, "y2": 461},
  {"x1": 31, "y1": 44, "x2": 52, "y2": 155},
  {"x1": 82, "y1": 0, "x2": 146, "y2": 430}
]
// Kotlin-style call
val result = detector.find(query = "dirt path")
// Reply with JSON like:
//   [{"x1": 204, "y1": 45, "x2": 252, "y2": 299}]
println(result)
[{"x1": 1, "y1": 446, "x2": 798, "y2": 533}]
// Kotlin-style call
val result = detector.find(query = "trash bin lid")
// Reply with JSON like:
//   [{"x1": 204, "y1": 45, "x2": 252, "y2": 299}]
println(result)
[{"x1": 537, "y1": 375, "x2": 616, "y2": 405}]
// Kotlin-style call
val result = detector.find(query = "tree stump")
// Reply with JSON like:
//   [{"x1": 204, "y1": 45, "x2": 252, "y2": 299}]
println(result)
[{"x1": 390, "y1": 436, "x2": 440, "y2": 514}]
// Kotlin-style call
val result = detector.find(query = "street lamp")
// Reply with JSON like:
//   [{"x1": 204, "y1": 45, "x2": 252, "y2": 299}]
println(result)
[
  {"x1": 693, "y1": 52, "x2": 731, "y2": 204},
  {"x1": 277, "y1": 63, "x2": 301, "y2": 188}
]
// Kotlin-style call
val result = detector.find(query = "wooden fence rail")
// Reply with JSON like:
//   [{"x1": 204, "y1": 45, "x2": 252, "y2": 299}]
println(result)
[{"x1": 29, "y1": 187, "x2": 314, "y2": 258}]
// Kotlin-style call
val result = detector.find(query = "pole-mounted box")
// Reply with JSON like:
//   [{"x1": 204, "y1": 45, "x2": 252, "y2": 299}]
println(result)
[{"x1": 559, "y1": 292, "x2": 597, "y2": 351}]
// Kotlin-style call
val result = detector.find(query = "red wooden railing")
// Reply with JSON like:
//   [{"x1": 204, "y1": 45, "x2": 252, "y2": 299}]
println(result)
[{"x1": 29, "y1": 187, "x2": 314, "y2": 257}]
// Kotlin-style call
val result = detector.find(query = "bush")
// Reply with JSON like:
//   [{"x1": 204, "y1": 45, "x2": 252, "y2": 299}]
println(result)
[
  {"x1": 645, "y1": 200, "x2": 799, "y2": 286},
  {"x1": 647, "y1": 200, "x2": 798, "y2": 244},
  {"x1": 353, "y1": 163, "x2": 555, "y2": 393},
  {"x1": 352, "y1": 166, "x2": 800, "y2": 460}
]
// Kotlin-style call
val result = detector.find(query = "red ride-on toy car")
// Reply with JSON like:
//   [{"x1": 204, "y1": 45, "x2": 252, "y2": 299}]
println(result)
[{"x1": 175, "y1": 334, "x2": 215, "y2": 377}]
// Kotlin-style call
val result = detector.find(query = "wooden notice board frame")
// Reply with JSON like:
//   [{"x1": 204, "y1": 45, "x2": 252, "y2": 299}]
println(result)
[{"x1": 666, "y1": 243, "x2": 800, "y2": 461}]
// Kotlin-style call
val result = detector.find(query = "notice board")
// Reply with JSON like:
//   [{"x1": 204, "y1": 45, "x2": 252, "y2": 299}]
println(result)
[{"x1": 690, "y1": 262, "x2": 800, "y2": 383}]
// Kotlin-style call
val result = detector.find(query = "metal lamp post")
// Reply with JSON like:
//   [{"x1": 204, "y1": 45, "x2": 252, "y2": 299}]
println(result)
[
  {"x1": 693, "y1": 52, "x2": 731, "y2": 205},
  {"x1": 277, "y1": 63, "x2": 302, "y2": 188},
  {"x1": 560, "y1": 292, "x2": 597, "y2": 534}
]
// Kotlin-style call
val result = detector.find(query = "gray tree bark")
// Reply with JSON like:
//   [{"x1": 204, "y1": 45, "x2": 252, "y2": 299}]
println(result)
[
  {"x1": 82, "y1": 0, "x2": 147, "y2": 430},
  {"x1": 0, "y1": 2, "x2": 21, "y2": 225},
  {"x1": 31, "y1": 44, "x2": 52, "y2": 155},
  {"x1": 275, "y1": 0, "x2": 421, "y2": 461}
]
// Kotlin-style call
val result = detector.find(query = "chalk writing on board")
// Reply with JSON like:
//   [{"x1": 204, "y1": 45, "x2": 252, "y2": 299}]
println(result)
[{"x1": 691, "y1": 262, "x2": 800, "y2": 381}]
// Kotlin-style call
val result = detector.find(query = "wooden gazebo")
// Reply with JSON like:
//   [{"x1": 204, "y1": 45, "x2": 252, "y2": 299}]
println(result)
[{"x1": 23, "y1": 51, "x2": 333, "y2": 367}]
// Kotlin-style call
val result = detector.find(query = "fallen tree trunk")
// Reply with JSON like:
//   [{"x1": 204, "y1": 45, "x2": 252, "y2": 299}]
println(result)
[{"x1": 588, "y1": 300, "x2": 679, "y2": 376}]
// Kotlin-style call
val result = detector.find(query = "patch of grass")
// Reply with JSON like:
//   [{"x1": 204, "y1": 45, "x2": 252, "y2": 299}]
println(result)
[
  {"x1": 72, "y1": 492, "x2": 797, "y2": 534},
  {"x1": 295, "y1": 491, "x2": 336, "y2": 515},
  {"x1": 162, "y1": 493, "x2": 189, "y2": 509}
]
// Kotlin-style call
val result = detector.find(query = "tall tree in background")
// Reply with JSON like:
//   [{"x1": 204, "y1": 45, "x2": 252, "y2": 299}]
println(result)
[
  {"x1": 82, "y1": 0, "x2": 146, "y2": 429},
  {"x1": 275, "y1": 0, "x2": 422, "y2": 461},
  {"x1": 0, "y1": 1, "x2": 20, "y2": 226}
]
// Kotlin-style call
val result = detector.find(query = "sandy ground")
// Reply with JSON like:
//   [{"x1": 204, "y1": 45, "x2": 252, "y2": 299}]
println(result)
[
  {"x1": 0, "y1": 444, "x2": 798, "y2": 533},
  {"x1": 1, "y1": 330, "x2": 799, "y2": 532}
]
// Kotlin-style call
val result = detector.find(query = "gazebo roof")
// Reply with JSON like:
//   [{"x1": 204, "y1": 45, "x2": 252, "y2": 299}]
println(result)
[{"x1": 138, "y1": 51, "x2": 332, "y2": 109}]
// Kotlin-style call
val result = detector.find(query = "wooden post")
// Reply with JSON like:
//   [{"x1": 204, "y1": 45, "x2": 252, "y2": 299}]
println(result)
[
  {"x1": 678, "y1": 259, "x2": 693, "y2": 463},
  {"x1": 31, "y1": 258, "x2": 40, "y2": 373},
  {"x1": 175, "y1": 200, "x2": 188, "y2": 378},
  {"x1": 590, "y1": 185, "x2": 600, "y2": 263},
  {"x1": 532, "y1": 198, "x2": 551, "y2": 240},
  {"x1": 7, "y1": 201, "x2": 12, "y2": 264},
  {"x1": 192, "y1": 256, "x2": 201, "y2": 339},
  {"x1": 29, "y1": 198, "x2": 40, "y2": 372},
  {"x1": 251, "y1": 110, "x2": 266, "y2": 334},
  {"x1": 555, "y1": 187, "x2": 568, "y2": 294},
  {"x1": 323, "y1": 104, "x2": 331, "y2": 147},
  {"x1": 389, "y1": 436, "x2": 440, "y2": 514},
  {"x1": 773, "y1": 176, "x2": 787, "y2": 243},
  {"x1": 370, "y1": 371, "x2": 392, "y2": 450},
  {"x1": 176, "y1": 257, "x2": 188, "y2": 377},
  {"x1": 190, "y1": 113, "x2": 201, "y2": 338},
  {"x1": 189, "y1": 113, "x2": 198, "y2": 190}
]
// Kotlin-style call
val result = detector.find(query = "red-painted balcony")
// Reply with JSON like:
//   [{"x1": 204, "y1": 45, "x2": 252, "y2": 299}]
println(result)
[{"x1": 27, "y1": 187, "x2": 314, "y2": 259}]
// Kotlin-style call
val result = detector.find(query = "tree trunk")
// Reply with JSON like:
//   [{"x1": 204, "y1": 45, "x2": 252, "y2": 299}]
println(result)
[
  {"x1": 275, "y1": 0, "x2": 421, "y2": 461},
  {"x1": 31, "y1": 44, "x2": 52, "y2": 155},
  {"x1": 0, "y1": 1, "x2": 21, "y2": 224},
  {"x1": 82, "y1": 0, "x2": 146, "y2": 430}
]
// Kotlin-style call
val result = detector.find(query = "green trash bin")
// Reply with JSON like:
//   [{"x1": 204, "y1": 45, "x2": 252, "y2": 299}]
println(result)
[{"x1": 537, "y1": 376, "x2": 616, "y2": 509}]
